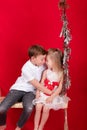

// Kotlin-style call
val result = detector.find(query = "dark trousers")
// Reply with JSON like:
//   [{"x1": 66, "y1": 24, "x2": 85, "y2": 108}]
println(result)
[{"x1": 0, "y1": 90, "x2": 35, "y2": 128}]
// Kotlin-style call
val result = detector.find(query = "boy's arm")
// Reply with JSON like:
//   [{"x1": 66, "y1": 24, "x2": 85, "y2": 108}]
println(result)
[
  {"x1": 30, "y1": 70, "x2": 52, "y2": 95},
  {"x1": 40, "y1": 70, "x2": 47, "y2": 84},
  {"x1": 35, "y1": 70, "x2": 47, "y2": 98},
  {"x1": 29, "y1": 79, "x2": 52, "y2": 95},
  {"x1": 29, "y1": 70, "x2": 52, "y2": 95},
  {"x1": 36, "y1": 90, "x2": 40, "y2": 98}
]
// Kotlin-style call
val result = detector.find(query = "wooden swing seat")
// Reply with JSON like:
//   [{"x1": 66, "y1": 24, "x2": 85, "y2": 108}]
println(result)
[
  {"x1": 0, "y1": 96, "x2": 23, "y2": 108},
  {"x1": 0, "y1": 96, "x2": 68, "y2": 108},
  {"x1": 0, "y1": 88, "x2": 69, "y2": 130}
]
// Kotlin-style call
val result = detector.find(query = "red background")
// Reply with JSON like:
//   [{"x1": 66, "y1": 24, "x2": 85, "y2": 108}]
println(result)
[{"x1": 0, "y1": 0, "x2": 87, "y2": 130}]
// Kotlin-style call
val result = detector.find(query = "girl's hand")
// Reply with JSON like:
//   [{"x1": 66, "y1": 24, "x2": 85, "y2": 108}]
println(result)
[{"x1": 46, "y1": 96, "x2": 54, "y2": 103}]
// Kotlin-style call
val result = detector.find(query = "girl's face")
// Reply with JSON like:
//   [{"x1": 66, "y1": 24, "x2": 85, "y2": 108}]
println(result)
[{"x1": 46, "y1": 55, "x2": 53, "y2": 69}]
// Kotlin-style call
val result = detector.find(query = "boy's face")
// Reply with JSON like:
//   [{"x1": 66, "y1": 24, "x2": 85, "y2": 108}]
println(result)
[{"x1": 33, "y1": 54, "x2": 46, "y2": 66}]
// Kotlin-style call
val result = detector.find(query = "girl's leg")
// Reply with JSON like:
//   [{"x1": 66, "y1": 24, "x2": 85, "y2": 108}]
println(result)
[
  {"x1": 34, "y1": 103, "x2": 43, "y2": 130},
  {"x1": 0, "y1": 125, "x2": 6, "y2": 130},
  {"x1": 15, "y1": 126, "x2": 21, "y2": 130},
  {"x1": 38, "y1": 106, "x2": 50, "y2": 130},
  {"x1": 16, "y1": 92, "x2": 35, "y2": 129}
]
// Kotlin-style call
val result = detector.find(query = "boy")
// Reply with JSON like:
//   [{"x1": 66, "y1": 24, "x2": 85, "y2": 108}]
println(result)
[{"x1": 0, "y1": 45, "x2": 52, "y2": 130}]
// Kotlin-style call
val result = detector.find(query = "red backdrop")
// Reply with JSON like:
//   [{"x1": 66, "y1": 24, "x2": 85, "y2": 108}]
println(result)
[{"x1": 0, "y1": 0, "x2": 87, "y2": 130}]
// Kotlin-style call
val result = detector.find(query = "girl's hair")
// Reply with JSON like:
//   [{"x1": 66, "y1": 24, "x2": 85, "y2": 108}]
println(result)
[
  {"x1": 47, "y1": 48, "x2": 63, "y2": 69},
  {"x1": 28, "y1": 44, "x2": 47, "y2": 58}
]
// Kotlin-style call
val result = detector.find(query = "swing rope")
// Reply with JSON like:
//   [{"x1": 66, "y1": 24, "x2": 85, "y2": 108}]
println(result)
[{"x1": 58, "y1": 0, "x2": 72, "y2": 130}]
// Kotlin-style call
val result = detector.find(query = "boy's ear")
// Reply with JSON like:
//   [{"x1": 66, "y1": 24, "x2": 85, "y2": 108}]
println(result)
[{"x1": 31, "y1": 56, "x2": 36, "y2": 60}]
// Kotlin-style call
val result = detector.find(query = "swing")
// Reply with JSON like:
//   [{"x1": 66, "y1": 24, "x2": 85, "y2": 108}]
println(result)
[{"x1": 0, "y1": 0, "x2": 71, "y2": 129}]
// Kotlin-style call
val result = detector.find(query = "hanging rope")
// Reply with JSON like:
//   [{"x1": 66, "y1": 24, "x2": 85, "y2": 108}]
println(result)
[
  {"x1": 58, "y1": 0, "x2": 72, "y2": 95},
  {"x1": 58, "y1": 1, "x2": 72, "y2": 130}
]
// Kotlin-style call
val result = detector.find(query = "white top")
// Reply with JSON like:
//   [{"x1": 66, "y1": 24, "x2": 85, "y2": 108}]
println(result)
[
  {"x1": 10, "y1": 60, "x2": 45, "y2": 92},
  {"x1": 47, "y1": 69, "x2": 62, "y2": 82}
]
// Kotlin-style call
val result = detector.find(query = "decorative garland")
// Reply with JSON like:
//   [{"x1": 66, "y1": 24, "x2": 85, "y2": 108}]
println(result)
[{"x1": 58, "y1": 0, "x2": 72, "y2": 95}]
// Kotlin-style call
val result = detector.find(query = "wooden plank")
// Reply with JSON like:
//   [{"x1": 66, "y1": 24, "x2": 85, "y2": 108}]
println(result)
[
  {"x1": 0, "y1": 97, "x2": 23, "y2": 108},
  {"x1": 0, "y1": 96, "x2": 68, "y2": 109}
]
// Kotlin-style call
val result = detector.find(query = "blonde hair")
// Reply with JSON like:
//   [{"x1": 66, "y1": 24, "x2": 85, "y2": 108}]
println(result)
[{"x1": 47, "y1": 48, "x2": 63, "y2": 69}]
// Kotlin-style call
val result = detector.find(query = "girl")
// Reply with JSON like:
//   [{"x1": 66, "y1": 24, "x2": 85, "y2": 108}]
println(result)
[{"x1": 33, "y1": 48, "x2": 70, "y2": 130}]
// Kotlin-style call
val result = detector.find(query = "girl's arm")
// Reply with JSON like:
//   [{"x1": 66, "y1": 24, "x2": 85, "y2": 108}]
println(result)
[
  {"x1": 52, "y1": 75, "x2": 63, "y2": 97},
  {"x1": 46, "y1": 73, "x2": 63, "y2": 103}
]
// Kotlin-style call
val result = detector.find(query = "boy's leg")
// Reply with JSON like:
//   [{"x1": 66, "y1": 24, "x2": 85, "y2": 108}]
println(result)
[
  {"x1": 0, "y1": 113, "x2": 6, "y2": 125},
  {"x1": 38, "y1": 106, "x2": 50, "y2": 130},
  {"x1": 34, "y1": 104, "x2": 43, "y2": 130},
  {"x1": 0, "y1": 90, "x2": 25, "y2": 127},
  {"x1": 16, "y1": 92, "x2": 35, "y2": 129},
  {"x1": 0, "y1": 113, "x2": 6, "y2": 130}
]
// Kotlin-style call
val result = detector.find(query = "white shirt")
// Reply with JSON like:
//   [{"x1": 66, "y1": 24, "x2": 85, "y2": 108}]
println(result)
[
  {"x1": 10, "y1": 60, "x2": 45, "y2": 92},
  {"x1": 47, "y1": 69, "x2": 62, "y2": 82}
]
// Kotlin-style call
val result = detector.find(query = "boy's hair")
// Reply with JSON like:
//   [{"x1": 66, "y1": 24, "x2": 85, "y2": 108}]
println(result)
[{"x1": 28, "y1": 44, "x2": 47, "y2": 58}]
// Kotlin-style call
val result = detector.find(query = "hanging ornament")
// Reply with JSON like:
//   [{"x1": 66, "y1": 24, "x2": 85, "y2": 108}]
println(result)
[{"x1": 58, "y1": 0, "x2": 69, "y2": 9}]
